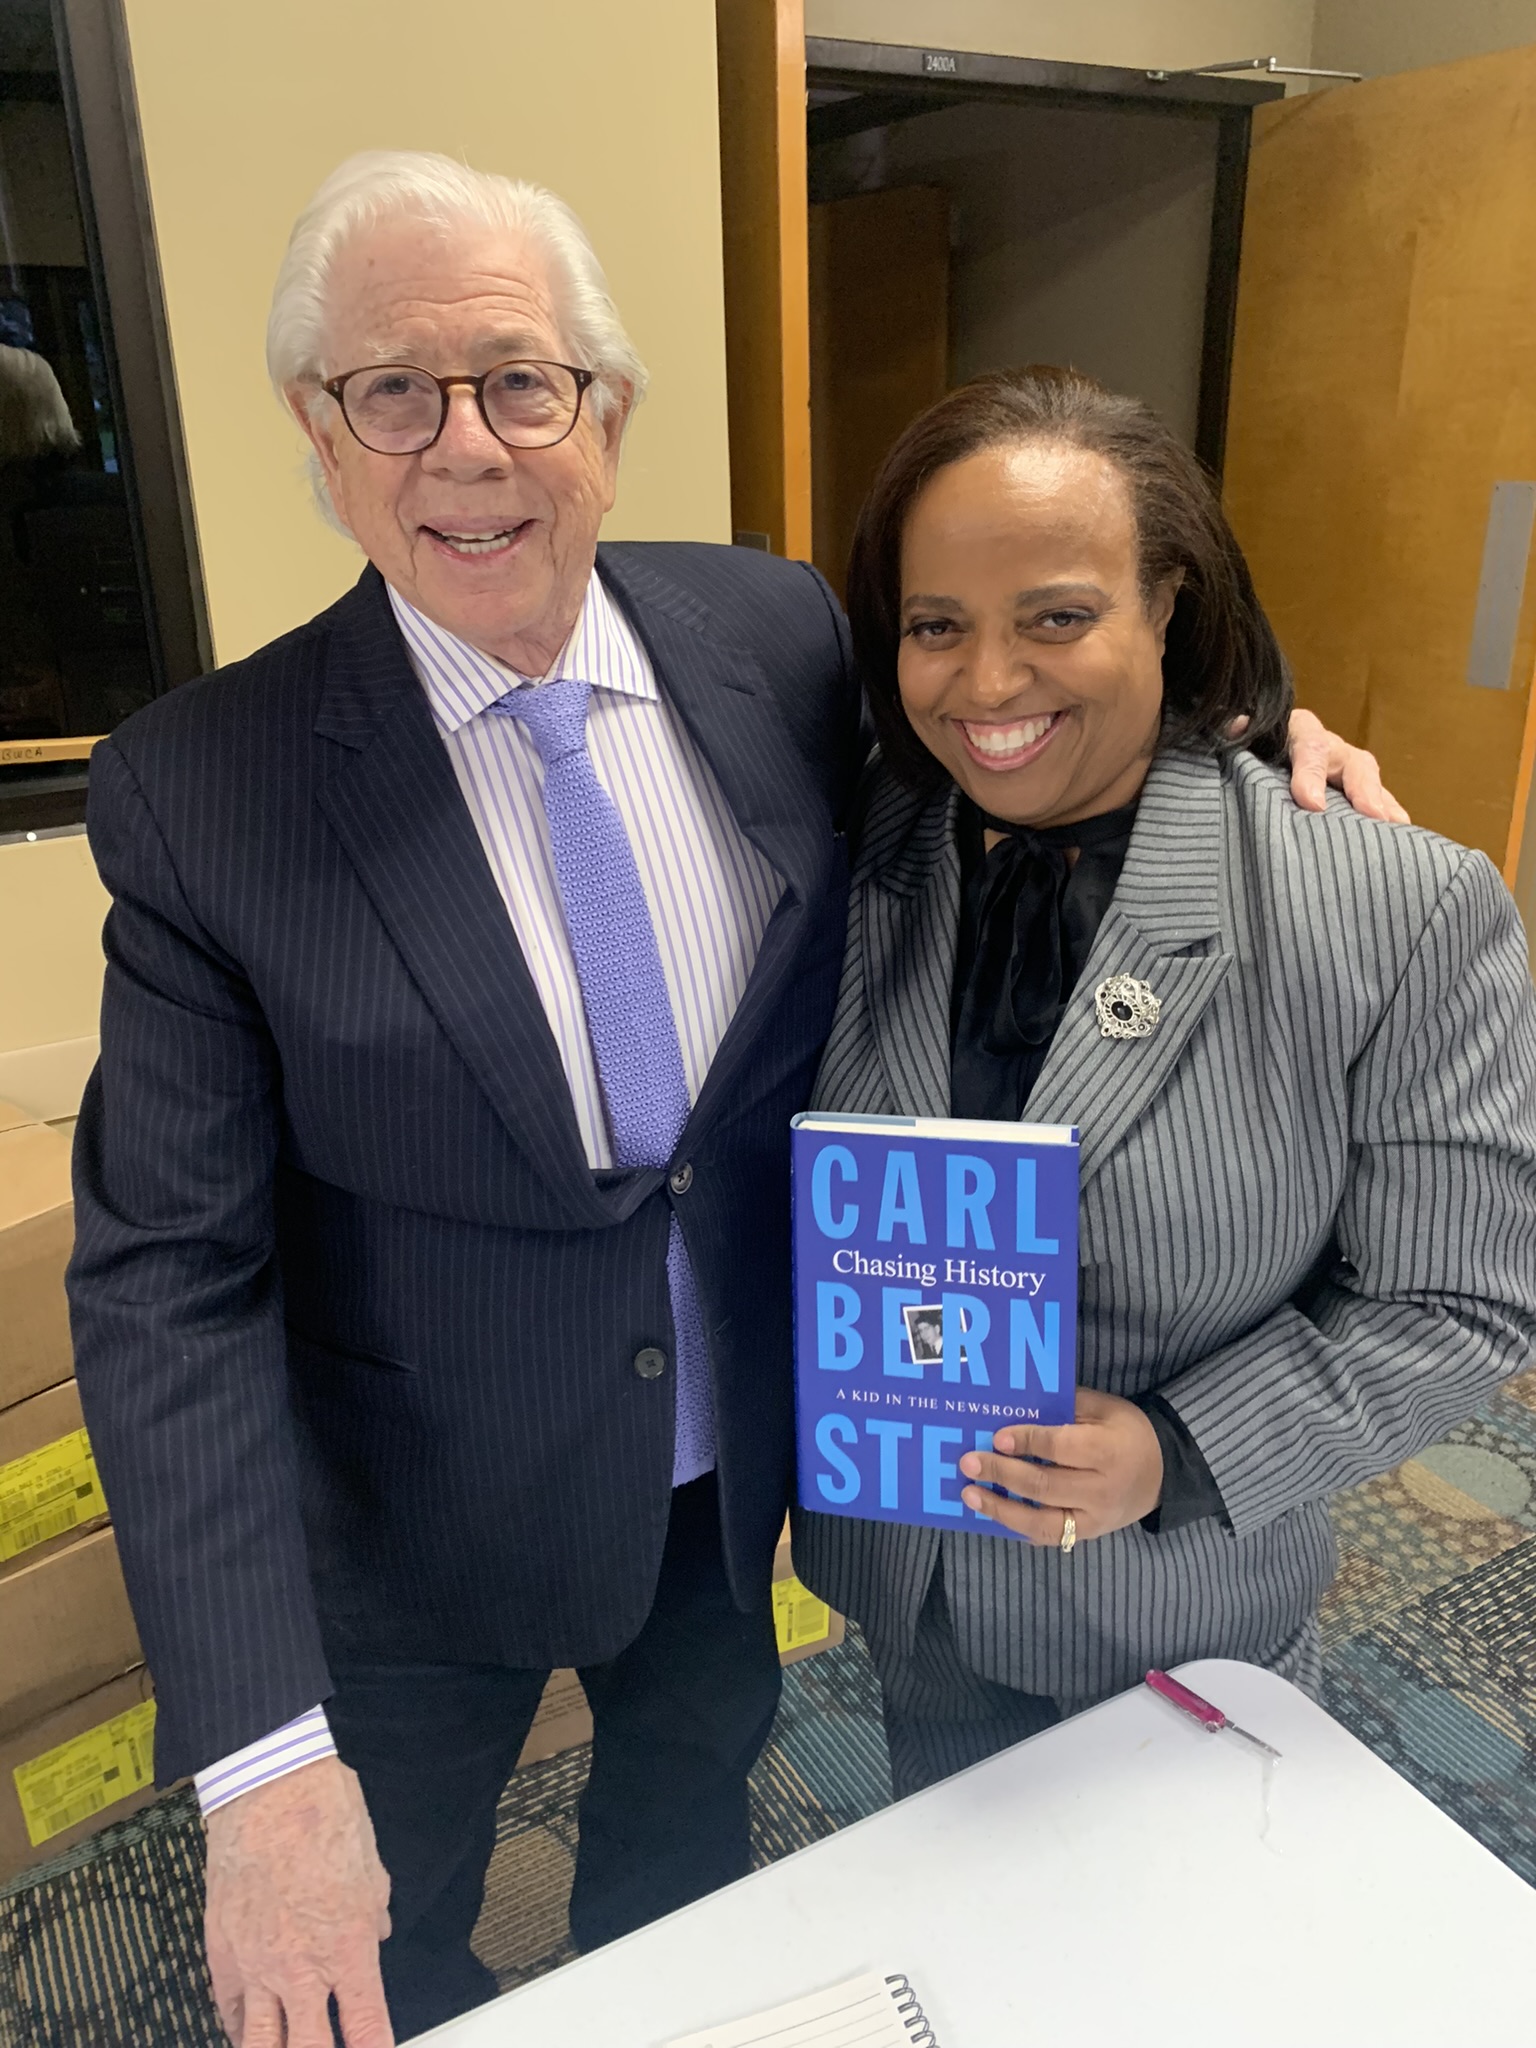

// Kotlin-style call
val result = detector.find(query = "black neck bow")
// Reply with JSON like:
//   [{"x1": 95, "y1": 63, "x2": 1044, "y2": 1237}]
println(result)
[{"x1": 964, "y1": 800, "x2": 1139, "y2": 1059}]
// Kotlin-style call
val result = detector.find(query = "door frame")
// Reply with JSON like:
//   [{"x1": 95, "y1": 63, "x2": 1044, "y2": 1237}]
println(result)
[
  {"x1": 804, "y1": 35, "x2": 1285, "y2": 478},
  {"x1": 54, "y1": 0, "x2": 212, "y2": 695},
  {"x1": 716, "y1": 0, "x2": 813, "y2": 561}
]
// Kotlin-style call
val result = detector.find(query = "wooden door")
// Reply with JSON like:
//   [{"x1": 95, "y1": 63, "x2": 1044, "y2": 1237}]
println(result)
[
  {"x1": 1222, "y1": 45, "x2": 1536, "y2": 949},
  {"x1": 809, "y1": 184, "x2": 950, "y2": 600},
  {"x1": 714, "y1": 0, "x2": 812, "y2": 560}
]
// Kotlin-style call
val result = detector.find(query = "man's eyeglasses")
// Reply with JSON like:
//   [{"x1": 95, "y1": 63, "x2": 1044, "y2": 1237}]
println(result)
[{"x1": 320, "y1": 359, "x2": 596, "y2": 455}]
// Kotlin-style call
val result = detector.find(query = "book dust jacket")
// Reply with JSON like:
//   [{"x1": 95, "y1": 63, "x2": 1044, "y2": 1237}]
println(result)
[{"x1": 792, "y1": 1113, "x2": 1079, "y2": 1536}]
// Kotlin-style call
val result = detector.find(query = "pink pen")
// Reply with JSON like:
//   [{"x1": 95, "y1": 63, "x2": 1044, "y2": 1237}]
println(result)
[{"x1": 1145, "y1": 1670, "x2": 1282, "y2": 1763}]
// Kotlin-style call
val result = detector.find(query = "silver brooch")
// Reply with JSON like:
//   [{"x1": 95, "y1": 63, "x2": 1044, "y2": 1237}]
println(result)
[{"x1": 1095, "y1": 974, "x2": 1161, "y2": 1040}]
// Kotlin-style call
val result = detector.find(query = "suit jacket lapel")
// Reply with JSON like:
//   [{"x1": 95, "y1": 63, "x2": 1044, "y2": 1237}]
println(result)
[
  {"x1": 1025, "y1": 750, "x2": 1233, "y2": 1189},
  {"x1": 313, "y1": 571, "x2": 611, "y2": 1226},
  {"x1": 857, "y1": 750, "x2": 1235, "y2": 1180},
  {"x1": 862, "y1": 776, "x2": 960, "y2": 1118},
  {"x1": 594, "y1": 547, "x2": 835, "y2": 1138}
]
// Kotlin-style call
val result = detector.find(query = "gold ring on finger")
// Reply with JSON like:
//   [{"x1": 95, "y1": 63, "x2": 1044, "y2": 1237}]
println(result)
[{"x1": 1059, "y1": 1510, "x2": 1077, "y2": 1555}]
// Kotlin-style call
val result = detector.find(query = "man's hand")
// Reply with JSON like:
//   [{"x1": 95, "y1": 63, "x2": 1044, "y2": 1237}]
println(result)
[
  {"x1": 956, "y1": 1388, "x2": 1164, "y2": 1544},
  {"x1": 1267, "y1": 708, "x2": 1411, "y2": 823},
  {"x1": 205, "y1": 1756, "x2": 394, "y2": 2048}
]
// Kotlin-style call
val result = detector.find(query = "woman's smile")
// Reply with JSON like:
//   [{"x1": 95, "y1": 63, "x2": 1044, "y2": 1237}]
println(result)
[{"x1": 953, "y1": 707, "x2": 1072, "y2": 772}]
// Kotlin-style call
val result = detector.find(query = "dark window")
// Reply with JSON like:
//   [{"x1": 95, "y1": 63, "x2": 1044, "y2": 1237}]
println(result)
[{"x1": 0, "y1": 0, "x2": 204, "y2": 838}]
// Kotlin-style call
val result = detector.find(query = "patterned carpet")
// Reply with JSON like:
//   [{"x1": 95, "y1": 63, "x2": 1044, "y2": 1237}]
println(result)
[
  {"x1": 1319, "y1": 1371, "x2": 1536, "y2": 1886},
  {"x1": 3, "y1": 1375, "x2": 1535, "y2": 2044}
]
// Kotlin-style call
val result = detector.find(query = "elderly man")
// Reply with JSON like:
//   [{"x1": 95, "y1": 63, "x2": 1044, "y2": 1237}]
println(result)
[{"x1": 68, "y1": 150, "x2": 1395, "y2": 2047}]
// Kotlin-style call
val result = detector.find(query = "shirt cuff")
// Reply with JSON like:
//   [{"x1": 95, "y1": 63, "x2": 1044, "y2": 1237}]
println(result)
[
  {"x1": 194, "y1": 1705, "x2": 338, "y2": 1817},
  {"x1": 1135, "y1": 1391, "x2": 1228, "y2": 1534}
]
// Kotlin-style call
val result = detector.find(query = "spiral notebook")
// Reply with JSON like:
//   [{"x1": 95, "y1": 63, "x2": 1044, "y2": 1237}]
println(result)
[{"x1": 663, "y1": 1971, "x2": 939, "y2": 2047}]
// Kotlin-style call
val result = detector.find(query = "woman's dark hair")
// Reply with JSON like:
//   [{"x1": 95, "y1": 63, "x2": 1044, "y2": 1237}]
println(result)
[{"x1": 845, "y1": 364, "x2": 1292, "y2": 789}]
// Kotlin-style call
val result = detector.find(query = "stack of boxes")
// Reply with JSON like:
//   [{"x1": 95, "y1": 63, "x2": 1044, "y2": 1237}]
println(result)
[{"x1": 0, "y1": 1102, "x2": 155, "y2": 1882}]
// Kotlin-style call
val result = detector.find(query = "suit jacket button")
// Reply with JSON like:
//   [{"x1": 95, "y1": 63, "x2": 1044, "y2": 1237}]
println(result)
[
  {"x1": 634, "y1": 1347, "x2": 667, "y2": 1380},
  {"x1": 668, "y1": 1163, "x2": 694, "y2": 1195}
]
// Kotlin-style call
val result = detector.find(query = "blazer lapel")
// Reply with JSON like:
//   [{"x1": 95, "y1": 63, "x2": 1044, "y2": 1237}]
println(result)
[
  {"x1": 313, "y1": 572, "x2": 611, "y2": 1226},
  {"x1": 862, "y1": 777, "x2": 961, "y2": 1118},
  {"x1": 1025, "y1": 751, "x2": 1233, "y2": 1189},
  {"x1": 595, "y1": 547, "x2": 836, "y2": 1138}
]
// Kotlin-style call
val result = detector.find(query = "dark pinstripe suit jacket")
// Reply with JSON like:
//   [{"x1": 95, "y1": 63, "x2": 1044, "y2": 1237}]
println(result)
[
  {"x1": 66, "y1": 545, "x2": 860, "y2": 1780},
  {"x1": 795, "y1": 746, "x2": 1536, "y2": 1704}
]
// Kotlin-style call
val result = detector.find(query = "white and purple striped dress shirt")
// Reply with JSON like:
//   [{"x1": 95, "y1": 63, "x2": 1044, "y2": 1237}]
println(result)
[{"x1": 195, "y1": 567, "x2": 784, "y2": 1816}]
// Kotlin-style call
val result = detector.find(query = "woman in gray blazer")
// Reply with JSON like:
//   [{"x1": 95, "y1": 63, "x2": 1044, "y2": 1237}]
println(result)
[{"x1": 794, "y1": 366, "x2": 1536, "y2": 1798}]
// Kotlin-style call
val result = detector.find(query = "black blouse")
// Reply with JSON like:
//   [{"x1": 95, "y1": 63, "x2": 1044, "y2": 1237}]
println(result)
[
  {"x1": 948, "y1": 793, "x2": 1222, "y2": 1535},
  {"x1": 950, "y1": 796, "x2": 1138, "y2": 1124}
]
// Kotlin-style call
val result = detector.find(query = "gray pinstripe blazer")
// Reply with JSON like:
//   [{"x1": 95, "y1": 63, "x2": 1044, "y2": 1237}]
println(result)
[{"x1": 794, "y1": 745, "x2": 1536, "y2": 1705}]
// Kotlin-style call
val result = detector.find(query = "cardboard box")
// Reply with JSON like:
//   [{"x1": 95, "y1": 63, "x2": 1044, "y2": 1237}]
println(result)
[
  {"x1": 0, "y1": 1666, "x2": 158, "y2": 1884},
  {"x1": 0, "y1": 1101, "x2": 75, "y2": 1412},
  {"x1": 773, "y1": 1525, "x2": 845, "y2": 1666},
  {"x1": 516, "y1": 1668, "x2": 592, "y2": 1768},
  {"x1": 0, "y1": 1379, "x2": 108, "y2": 1577},
  {"x1": 0, "y1": 1525, "x2": 141, "y2": 1739}
]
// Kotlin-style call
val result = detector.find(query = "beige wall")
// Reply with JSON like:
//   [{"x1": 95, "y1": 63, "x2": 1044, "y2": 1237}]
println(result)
[
  {"x1": 0, "y1": 836, "x2": 106, "y2": 1052},
  {"x1": 2, "y1": 0, "x2": 732, "y2": 1111},
  {"x1": 805, "y1": 0, "x2": 1316, "y2": 76},
  {"x1": 0, "y1": 834, "x2": 108, "y2": 1118},
  {"x1": 117, "y1": 0, "x2": 733, "y2": 667},
  {"x1": 1314, "y1": 0, "x2": 1536, "y2": 76}
]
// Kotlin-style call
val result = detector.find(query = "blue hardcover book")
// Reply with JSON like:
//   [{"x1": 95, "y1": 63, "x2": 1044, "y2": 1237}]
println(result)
[{"x1": 791, "y1": 1111, "x2": 1079, "y2": 1536}]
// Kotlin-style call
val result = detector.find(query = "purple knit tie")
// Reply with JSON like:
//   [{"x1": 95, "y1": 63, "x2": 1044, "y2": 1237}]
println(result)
[{"x1": 492, "y1": 678, "x2": 714, "y2": 1484}]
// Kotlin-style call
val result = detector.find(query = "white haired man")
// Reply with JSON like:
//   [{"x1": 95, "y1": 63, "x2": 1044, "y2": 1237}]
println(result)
[{"x1": 66, "y1": 151, "x2": 1399, "y2": 2046}]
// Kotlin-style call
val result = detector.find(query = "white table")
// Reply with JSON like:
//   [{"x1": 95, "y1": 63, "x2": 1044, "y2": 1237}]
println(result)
[{"x1": 418, "y1": 1659, "x2": 1536, "y2": 2047}]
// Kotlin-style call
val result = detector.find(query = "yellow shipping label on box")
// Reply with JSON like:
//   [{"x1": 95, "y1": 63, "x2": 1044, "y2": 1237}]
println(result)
[
  {"x1": 0, "y1": 1428, "x2": 106, "y2": 1566},
  {"x1": 773, "y1": 1572, "x2": 832, "y2": 1654},
  {"x1": 13, "y1": 1698, "x2": 156, "y2": 1848}
]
